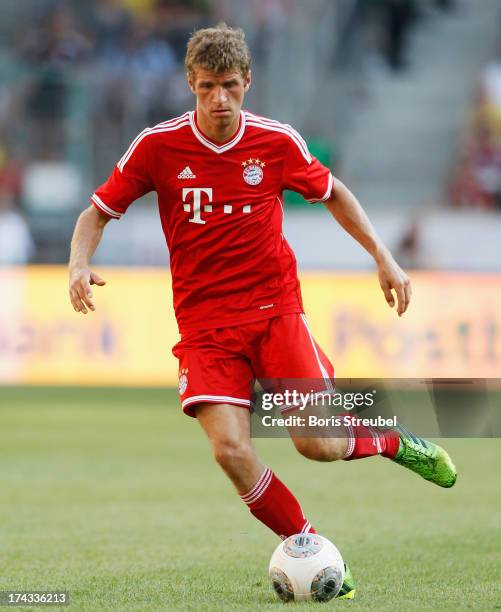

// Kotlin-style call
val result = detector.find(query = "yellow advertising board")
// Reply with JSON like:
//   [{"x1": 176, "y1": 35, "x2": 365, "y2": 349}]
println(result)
[
  {"x1": 300, "y1": 272, "x2": 500, "y2": 379},
  {"x1": 0, "y1": 267, "x2": 499, "y2": 386}
]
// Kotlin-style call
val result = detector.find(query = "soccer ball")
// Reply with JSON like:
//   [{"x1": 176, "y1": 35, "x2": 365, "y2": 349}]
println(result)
[{"x1": 269, "y1": 533, "x2": 345, "y2": 602}]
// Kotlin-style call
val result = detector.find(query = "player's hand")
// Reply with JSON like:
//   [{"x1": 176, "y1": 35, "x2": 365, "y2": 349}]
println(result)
[
  {"x1": 376, "y1": 253, "x2": 411, "y2": 317},
  {"x1": 69, "y1": 267, "x2": 106, "y2": 314}
]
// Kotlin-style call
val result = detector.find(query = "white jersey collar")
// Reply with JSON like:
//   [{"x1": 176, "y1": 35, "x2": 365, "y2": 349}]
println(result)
[{"x1": 189, "y1": 110, "x2": 246, "y2": 154}]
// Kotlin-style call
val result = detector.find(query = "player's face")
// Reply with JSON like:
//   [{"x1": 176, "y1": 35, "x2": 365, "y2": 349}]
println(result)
[{"x1": 188, "y1": 68, "x2": 251, "y2": 130}]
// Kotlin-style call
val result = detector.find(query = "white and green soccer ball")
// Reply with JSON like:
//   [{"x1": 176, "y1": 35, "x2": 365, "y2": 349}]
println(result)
[{"x1": 269, "y1": 533, "x2": 345, "y2": 602}]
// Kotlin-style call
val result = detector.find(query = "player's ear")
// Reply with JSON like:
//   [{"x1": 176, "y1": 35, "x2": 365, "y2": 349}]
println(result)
[
  {"x1": 243, "y1": 70, "x2": 252, "y2": 92},
  {"x1": 187, "y1": 72, "x2": 196, "y2": 95}
]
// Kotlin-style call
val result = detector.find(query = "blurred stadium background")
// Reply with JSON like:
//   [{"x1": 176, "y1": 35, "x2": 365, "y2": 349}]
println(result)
[
  {"x1": 1, "y1": 1, "x2": 500, "y2": 609},
  {"x1": 1, "y1": 0, "x2": 501, "y2": 384}
]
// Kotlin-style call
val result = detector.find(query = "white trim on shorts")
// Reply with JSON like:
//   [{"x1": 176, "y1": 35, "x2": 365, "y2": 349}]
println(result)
[
  {"x1": 299, "y1": 314, "x2": 335, "y2": 392},
  {"x1": 181, "y1": 394, "x2": 251, "y2": 411}
]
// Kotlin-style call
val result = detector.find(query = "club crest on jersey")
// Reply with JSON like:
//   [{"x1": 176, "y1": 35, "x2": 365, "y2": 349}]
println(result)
[
  {"x1": 242, "y1": 158, "x2": 265, "y2": 186},
  {"x1": 178, "y1": 368, "x2": 188, "y2": 395}
]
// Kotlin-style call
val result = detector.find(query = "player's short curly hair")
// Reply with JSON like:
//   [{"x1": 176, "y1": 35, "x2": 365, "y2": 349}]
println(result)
[{"x1": 185, "y1": 23, "x2": 251, "y2": 78}]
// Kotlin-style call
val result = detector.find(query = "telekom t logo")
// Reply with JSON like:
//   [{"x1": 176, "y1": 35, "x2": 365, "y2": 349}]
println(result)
[
  {"x1": 182, "y1": 187, "x2": 251, "y2": 224},
  {"x1": 182, "y1": 187, "x2": 212, "y2": 224}
]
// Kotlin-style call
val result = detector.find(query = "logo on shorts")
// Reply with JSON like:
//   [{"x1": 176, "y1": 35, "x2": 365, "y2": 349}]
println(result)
[
  {"x1": 242, "y1": 158, "x2": 265, "y2": 186},
  {"x1": 178, "y1": 368, "x2": 188, "y2": 395}
]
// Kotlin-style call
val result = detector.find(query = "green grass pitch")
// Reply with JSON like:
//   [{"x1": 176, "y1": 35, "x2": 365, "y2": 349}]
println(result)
[{"x1": 0, "y1": 387, "x2": 500, "y2": 611}]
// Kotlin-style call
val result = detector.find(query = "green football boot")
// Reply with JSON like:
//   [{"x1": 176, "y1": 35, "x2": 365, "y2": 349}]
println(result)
[
  {"x1": 393, "y1": 425, "x2": 457, "y2": 488},
  {"x1": 336, "y1": 563, "x2": 356, "y2": 600}
]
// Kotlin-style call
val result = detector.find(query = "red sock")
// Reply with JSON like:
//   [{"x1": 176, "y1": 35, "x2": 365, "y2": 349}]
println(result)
[
  {"x1": 343, "y1": 420, "x2": 400, "y2": 460},
  {"x1": 240, "y1": 468, "x2": 316, "y2": 539}
]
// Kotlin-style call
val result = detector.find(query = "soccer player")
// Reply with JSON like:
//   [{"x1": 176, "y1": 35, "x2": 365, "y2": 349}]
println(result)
[{"x1": 68, "y1": 24, "x2": 456, "y2": 599}]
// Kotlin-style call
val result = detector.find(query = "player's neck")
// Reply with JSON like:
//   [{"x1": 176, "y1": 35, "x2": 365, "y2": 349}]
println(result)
[{"x1": 195, "y1": 109, "x2": 241, "y2": 143}]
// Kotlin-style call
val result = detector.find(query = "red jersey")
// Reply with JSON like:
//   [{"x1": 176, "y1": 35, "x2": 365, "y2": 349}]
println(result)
[{"x1": 91, "y1": 110, "x2": 334, "y2": 333}]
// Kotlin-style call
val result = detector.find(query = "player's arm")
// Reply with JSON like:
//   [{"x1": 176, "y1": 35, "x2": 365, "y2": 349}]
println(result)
[
  {"x1": 324, "y1": 179, "x2": 411, "y2": 317},
  {"x1": 69, "y1": 129, "x2": 154, "y2": 314},
  {"x1": 68, "y1": 206, "x2": 109, "y2": 314}
]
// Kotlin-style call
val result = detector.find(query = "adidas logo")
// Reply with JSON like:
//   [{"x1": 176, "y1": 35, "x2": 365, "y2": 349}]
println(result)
[{"x1": 178, "y1": 166, "x2": 196, "y2": 179}]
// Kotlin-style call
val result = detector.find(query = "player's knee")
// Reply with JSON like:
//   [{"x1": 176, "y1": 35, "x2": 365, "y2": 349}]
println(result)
[
  {"x1": 213, "y1": 438, "x2": 254, "y2": 474},
  {"x1": 294, "y1": 438, "x2": 344, "y2": 462}
]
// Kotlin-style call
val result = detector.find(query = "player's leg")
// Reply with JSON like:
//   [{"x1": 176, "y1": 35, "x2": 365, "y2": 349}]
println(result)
[
  {"x1": 305, "y1": 407, "x2": 457, "y2": 487},
  {"x1": 284, "y1": 402, "x2": 349, "y2": 462},
  {"x1": 290, "y1": 317, "x2": 400, "y2": 462},
  {"x1": 254, "y1": 313, "x2": 379, "y2": 462},
  {"x1": 255, "y1": 314, "x2": 456, "y2": 487},
  {"x1": 195, "y1": 402, "x2": 316, "y2": 537},
  {"x1": 254, "y1": 314, "x2": 348, "y2": 462},
  {"x1": 173, "y1": 324, "x2": 356, "y2": 599},
  {"x1": 173, "y1": 325, "x2": 317, "y2": 537},
  {"x1": 291, "y1": 407, "x2": 400, "y2": 462},
  {"x1": 195, "y1": 402, "x2": 262, "y2": 492},
  {"x1": 253, "y1": 316, "x2": 357, "y2": 599},
  {"x1": 196, "y1": 404, "x2": 361, "y2": 598},
  {"x1": 342, "y1": 416, "x2": 456, "y2": 488}
]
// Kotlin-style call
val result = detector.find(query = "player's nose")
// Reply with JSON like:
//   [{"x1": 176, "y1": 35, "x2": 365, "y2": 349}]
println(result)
[{"x1": 214, "y1": 86, "x2": 228, "y2": 104}]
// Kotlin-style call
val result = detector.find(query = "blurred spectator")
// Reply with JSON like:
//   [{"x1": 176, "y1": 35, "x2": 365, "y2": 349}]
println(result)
[
  {"x1": 115, "y1": 16, "x2": 176, "y2": 86},
  {"x1": 0, "y1": 146, "x2": 23, "y2": 203},
  {"x1": 435, "y1": 0, "x2": 455, "y2": 11},
  {"x1": 450, "y1": 43, "x2": 501, "y2": 209},
  {"x1": 480, "y1": 55, "x2": 501, "y2": 108},
  {"x1": 468, "y1": 123, "x2": 501, "y2": 208},
  {"x1": 154, "y1": 0, "x2": 210, "y2": 62},
  {"x1": 20, "y1": 5, "x2": 92, "y2": 67},
  {"x1": 354, "y1": 0, "x2": 419, "y2": 75},
  {"x1": 19, "y1": 5, "x2": 93, "y2": 158},
  {"x1": 119, "y1": 0, "x2": 156, "y2": 15},
  {"x1": 449, "y1": 151, "x2": 489, "y2": 209},
  {"x1": 475, "y1": 43, "x2": 501, "y2": 142},
  {"x1": 382, "y1": 0, "x2": 418, "y2": 71},
  {"x1": 98, "y1": 15, "x2": 178, "y2": 126},
  {"x1": 0, "y1": 187, "x2": 34, "y2": 265},
  {"x1": 90, "y1": 0, "x2": 131, "y2": 60},
  {"x1": 451, "y1": 121, "x2": 501, "y2": 209},
  {"x1": 395, "y1": 220, "x2": 423, "y2": 269}
]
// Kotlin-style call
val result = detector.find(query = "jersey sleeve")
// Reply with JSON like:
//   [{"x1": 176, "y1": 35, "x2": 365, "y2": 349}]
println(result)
[
  {"x1": 282, "y1": 132, "x2": 334, "y2": 203},
  {"x1": 91, "y1": 130, "x2": 154, "y2": 219}
]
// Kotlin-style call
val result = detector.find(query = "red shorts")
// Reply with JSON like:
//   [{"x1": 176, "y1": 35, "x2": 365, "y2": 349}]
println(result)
[{"x1": 172, "y1": 313, "x2": 334, "y2": 417}]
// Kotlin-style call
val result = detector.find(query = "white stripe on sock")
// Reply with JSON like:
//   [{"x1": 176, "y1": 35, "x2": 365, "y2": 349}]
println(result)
[{"x1": 240, "y1": 468, "x2": 273, "y2": 505}]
